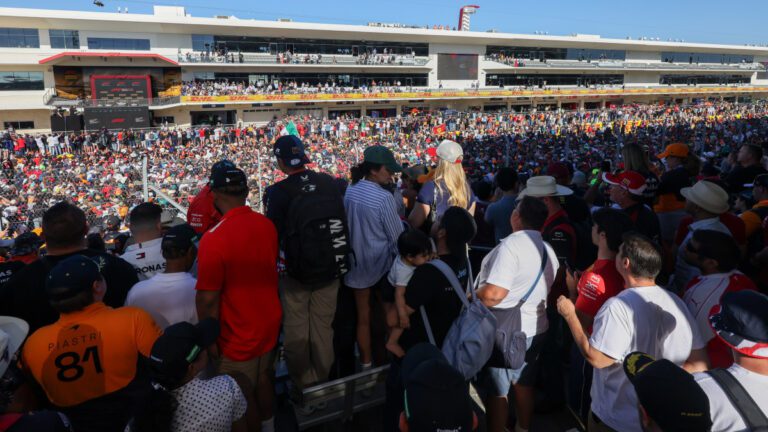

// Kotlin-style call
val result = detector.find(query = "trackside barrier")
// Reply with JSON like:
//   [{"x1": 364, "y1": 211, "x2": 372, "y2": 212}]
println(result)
[{"x1": 294, "y1": 365, "x2": 389, "y2": 430}]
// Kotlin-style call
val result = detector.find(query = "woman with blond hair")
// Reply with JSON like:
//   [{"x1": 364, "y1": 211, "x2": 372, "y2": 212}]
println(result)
[
  {"x1": 622, "y1": 143, "x2": 660, "y2": 206},
  {"x1": 408, "y1": 139, "x2": 476, "y2": 231}
]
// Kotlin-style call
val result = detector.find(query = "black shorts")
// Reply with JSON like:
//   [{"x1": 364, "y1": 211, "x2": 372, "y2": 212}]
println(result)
[{"x1": 380, "y1": 278, "x2": 395, "y2": 303}]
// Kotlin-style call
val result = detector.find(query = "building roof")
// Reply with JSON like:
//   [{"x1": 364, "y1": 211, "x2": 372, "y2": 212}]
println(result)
[{"x1": 39, "y1": 52, "x2": 179, "y2": 66}]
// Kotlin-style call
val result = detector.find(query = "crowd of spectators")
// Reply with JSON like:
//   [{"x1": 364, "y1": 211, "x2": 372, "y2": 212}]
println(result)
[
  {"x1": 1, "y1": 100, "x2": 768, "y2": 431},
  {"x1": 181, "y1": 79, "x2": 416, "y2": 96}
]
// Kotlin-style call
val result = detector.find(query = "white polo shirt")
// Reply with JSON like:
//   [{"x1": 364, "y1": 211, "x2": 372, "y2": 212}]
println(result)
[
  {"x1": 694, "y1": 364, "x2": 768, "y2": 432},
  {"x1": 589, "y1": 285, "x2": 706, "y2": 432},
  {"x1": 121, "y1": 237, "x2": 166, "y2": 281},
  {"x1": 475, "y1": 229, "x2": 559, "y2": 335},
  {"x1": 125, "y1": 272, "x2": 197, "y2": 329}
]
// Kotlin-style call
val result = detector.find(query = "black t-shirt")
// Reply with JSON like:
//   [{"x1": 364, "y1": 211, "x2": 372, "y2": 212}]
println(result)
[
  {"x1": 624, "y1": 203, "x2": 662, "y2": 245},
  {"x1": 3, "y1": 411, "x2": 73, "y2": 432},
  {"x1": 639, "y1": 170, "x2": 660, "y2": 207},
  {"x1": 0, "y1": 260, "x2": 24, "y2": 287},
  {"x1": 724, "y1": 164, "x2": 768, "y2": 194},
  {"x1": 2, "y1": 249, "x2": 139, "y2": 332},
  {"x1": 400, "y1": 255, "x2": 468, "y2": 352}
]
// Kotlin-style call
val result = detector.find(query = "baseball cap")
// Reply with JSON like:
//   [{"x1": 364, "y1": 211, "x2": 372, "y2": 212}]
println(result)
[
  {"x1": 210, "y1": 167, "x2": 248, "y2": 190},
  {"x1": 745, "y1": 173, "x2": 768, "y2": 189},
  {"x1": 623, "y1": 352, "x2": 712, "y2": 432},
  {"x1": 436, "y1": 140, "x2": 464, "y2": 164},
  {"x1": 147, "y1": 318, "x2": 220, "y2": 389},
  {"x1": 273, "y1": 135, "x2": 310, "y2": 167},
  {"x1": 10, "y1": 232, "x2": 42, "y2": 257},
  {"x1": 657, "y1": 143, "x2": 690, "y2": 159},
  {"x1": 0, "y1": 316, "x2": 29, "y2": 378},
  {"x1": 46, "y1": 255, "x2": 103, "y2": 302},
  {"x1": 161, "y1": 223, "x2": 198, "y2": 254},
  {"x1": 210, "y1": 159, "x2": 237, "y2": 178},
  {"x1": 709, "y1": 290, "x2": 768, "y2": 359},
  {"x1": 364, "y1": 146, "x2": 402, "y2": 173},
  {"x1": 603, "y1": 171, "x2": 648, "y2": 196},
  {"x1": 401, "y1": 343, "x2": 474, "y2": 432}
]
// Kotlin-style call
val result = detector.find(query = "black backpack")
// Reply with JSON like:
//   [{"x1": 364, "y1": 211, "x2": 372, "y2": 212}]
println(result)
[{"x1": 279, "y1": 173, "x2": 351, "y2": 284}]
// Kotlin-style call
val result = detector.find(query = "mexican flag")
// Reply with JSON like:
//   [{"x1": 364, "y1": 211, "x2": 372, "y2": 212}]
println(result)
[{"x1": 281, "y1": 121, "x2": 299, "y2": 136}]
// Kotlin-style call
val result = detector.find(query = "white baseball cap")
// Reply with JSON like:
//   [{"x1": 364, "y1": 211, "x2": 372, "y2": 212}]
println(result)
[
  {"x1": 0, "y1": 317, "x2": 29, "y2": 378},
  {"x1": 436, "y1": 140, "x2": 464, "y2": 164}
]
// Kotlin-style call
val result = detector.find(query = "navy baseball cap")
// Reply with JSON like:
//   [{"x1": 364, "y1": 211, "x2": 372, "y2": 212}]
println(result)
[
  {"x1": 209, "y1": 167, "x2": 248, "y2": 190},
  {"x1": 401, "y1": 343, "x2": 474, "y2": 432},
  {"x1": 273, "y1": 135, "x2": 310, "y2": 167},
  {"x1": 710, "y1": 290, "x2": 768, "y2": 359},
  {"x1": 148, "y1": 318, "x2": 220, "y2": 389},
  {"x1": 624, "y1": 352, "x2": 712, "y2": 432},
  {"x1": 162, "y1": 223, "x2": 198, "y2": 253},
  {"x1": 46, "y1": 255, "x2": 103, "y2": 302},
  {"x1": 210, "y1": 159, "x2": 237, "y2": 178},
  {"x1": 10, "y1": 232, "x2": 42, "y2": 256}
]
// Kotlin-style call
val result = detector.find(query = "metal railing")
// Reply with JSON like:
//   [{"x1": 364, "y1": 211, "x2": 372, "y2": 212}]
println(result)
[
  {"x1": 483, "y1": 56, "x2": 764, "y2": 72},
  {"x1": 46, "y1": 96, "x2": 181, "y2": 108},
  {"x1": 176, "y1": 52, "x2": 429, "y2": 67}
]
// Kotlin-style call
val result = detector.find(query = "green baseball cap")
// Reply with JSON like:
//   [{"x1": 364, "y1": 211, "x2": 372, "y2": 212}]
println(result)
[{"x1": 363, "y1": 146, "x2": 403, "y2": 173}]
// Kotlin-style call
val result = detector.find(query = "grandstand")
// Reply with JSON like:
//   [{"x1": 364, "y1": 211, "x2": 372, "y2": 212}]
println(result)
[{"x1": 1, "y1": 5, "x2": 768, "y2": 131}]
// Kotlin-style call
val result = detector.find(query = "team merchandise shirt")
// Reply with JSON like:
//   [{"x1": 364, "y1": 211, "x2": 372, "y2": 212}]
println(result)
[
  {"x1": 474, "y1": 230, "x2": 559, "y2": 335},
  {"x1": 694, "y1": 364, "x2": 768, "y2": 432},
  {"x1": 171, "y1": 375, "x2": 247, "y2": 432},
  {"x1": 683, "y1": 272, "x2": 756, "y2": 368},
  {"x1": 187, "y1": 185, "x2": 222, "y2": 235},
  {"x1": 22, "y1": 302, "x2": 161, "y2": 407},
  {"x1": 125, "y1": 272, "x2": 198, "y2": 329},
  {"x1": 575, "y1": 259, "x2": 625, "y2": 332},
  {"x1": 589, "y1": 285, "x2": 705, "y2": 432},
  {"x1": 195, "y1": 206, "x2": 282, "y2": 361},
  {"x1": 121, "y1": 238, "x2": 166, "y2": 281}
]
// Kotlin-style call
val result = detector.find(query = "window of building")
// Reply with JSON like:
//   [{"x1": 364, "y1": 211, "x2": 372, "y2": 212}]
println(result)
[
  {"x1": 659, "y1": 74, "x2": 751, "y2": 85},
  {"x1": 486, "y1": 73, "x2": 623, "y2": 87},
  {"x1": 0, "y1": 28, "x2": 40, "y2": 48},
  {"x1": 660, "y1": 52, "x2": 754, "y2": 64},
  {"x1": 0, "y1": 71, "x2": 45, "y2": 91},
  {"x1": 486, "y1": 46, "x2": 626, "y2": 61},
  {"x1": 49, "y1": 30, "x2": 80, "y2": 49},
  {"x1": 3, "y1": 121, "x2": 35, "y2": 129},
  {"x1": 192, "y1": 34, "x2": 215, "y2": 52},
  {"x1": 153, "y1": 116, "x2": 175, "y2": 125},
  {"x1": 189, "y1": 35, "x2": 428, "y2": 56},
  {"x1": 88, "y1": 37, "x2": 150, "y2": 50}
]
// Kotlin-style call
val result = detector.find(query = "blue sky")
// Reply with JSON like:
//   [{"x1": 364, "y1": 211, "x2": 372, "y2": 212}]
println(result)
[{"x1": 5, "y1": 0, "x2": 768, "y2": 46}]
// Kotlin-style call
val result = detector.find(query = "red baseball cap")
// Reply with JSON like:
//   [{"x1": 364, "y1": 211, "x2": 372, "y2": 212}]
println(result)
[{"x1": 603, "y1": 171, "x2": 647, "y2": 195}]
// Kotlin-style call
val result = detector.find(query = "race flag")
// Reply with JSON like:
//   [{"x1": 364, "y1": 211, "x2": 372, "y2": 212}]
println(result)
[
  {"x1": 281, "y1": 121, "x2": 299, "y2": 136},
  {"x1": 432, "y1": 124, "x2": 447, "y2": 135}
]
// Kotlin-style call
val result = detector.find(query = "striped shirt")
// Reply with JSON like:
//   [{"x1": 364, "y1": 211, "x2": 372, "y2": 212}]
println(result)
[{"x1": 344, "y1": 179, "x2": 404, "y2": 288}]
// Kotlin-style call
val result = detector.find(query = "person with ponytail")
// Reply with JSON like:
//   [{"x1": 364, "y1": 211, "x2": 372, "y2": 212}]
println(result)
[
  {"x1": 134, "y1": 318, "x2": 247, "y2": 432},
  {"x1": 409, "y1": 140, "x2": 476, "y2": 231}
]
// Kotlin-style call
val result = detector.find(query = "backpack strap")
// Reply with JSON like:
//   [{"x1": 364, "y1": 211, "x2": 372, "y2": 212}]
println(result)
[
  {"x1": 706, "y1": 369, "x2": 768, "y2": 430},
  {"x1": 428, "y1": 259, "x2": 470, "y2": 308},
  {"x1": 420, "y1": 306, "x2": 437, "y2": 346},
  {"x1": 521, "y1": 245, "x2": 548, "y2": 304}
]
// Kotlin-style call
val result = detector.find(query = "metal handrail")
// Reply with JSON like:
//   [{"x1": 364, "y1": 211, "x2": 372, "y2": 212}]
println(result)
[{"x1": 176, "y1": 52, "x2": 429, "y2": 66}]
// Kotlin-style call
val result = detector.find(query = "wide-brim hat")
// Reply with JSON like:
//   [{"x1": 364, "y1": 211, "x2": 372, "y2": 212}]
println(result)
[
  {"x1": 519, "y1": 175, "x2": 574, "y2": 198},
  {"x1": 0, "y1": 316, "x2": 29, "y2": 378},
  {"x1": 680, "y1": 181, "x2": 729, "y2": 214}
]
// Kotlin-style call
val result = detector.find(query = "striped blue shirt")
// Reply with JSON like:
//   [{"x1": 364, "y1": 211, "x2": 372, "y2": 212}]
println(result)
[{"x1": 343, "y1": 179, "x2": 404, "y2": 288}]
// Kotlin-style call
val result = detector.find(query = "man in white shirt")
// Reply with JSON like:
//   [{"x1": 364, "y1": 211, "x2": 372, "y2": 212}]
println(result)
[
  {"x1": 121, "y1": 202, "x2": 166, "y2": 281},
  {"x1": 694, "y1": 290, "x2": 768, "y2": 432},
  {"x1": 671, "y1": 180, "x2": 732, "y2": 293},
  {"x1": 476, "y1": 196, "x2": 559, "y2": 432},
  {"x1": 125, "y1": 224, "x2": 198, "y2": 329},
  {"x1": 557, "y1": 233, "x2": 708, "y2": 432}
]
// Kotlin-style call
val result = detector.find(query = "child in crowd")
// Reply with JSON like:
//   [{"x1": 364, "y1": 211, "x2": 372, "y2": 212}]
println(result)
[{"x1": 384, "y1": 229, "x2": 433, "y2": 357}]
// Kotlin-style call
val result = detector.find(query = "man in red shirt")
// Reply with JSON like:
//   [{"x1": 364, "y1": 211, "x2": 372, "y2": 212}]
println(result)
[
  {"x1": 186, "y1": 160, "x2": 235, "y2": 234},
  {"x1": 565, "y1": 208, "x2": 634, "y2": 423},
  {"x1": 682, "y1": 229, "x2": 756, "y2": 368},
  {"x1": 195, "y1": 166, "x2": 281, "y2": 432}
]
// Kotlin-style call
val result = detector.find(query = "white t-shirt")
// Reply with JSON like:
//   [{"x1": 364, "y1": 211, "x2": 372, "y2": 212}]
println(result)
[
  {"x1": 387, "y1": 256, "x2": 416, "y2": 287},
  {"x1": 682, "y1": 271, "x2": 751, "y2": 346},
  {"x1": 589, "y1": 285, "x2": 706, "y2": 432},
  {"x1": 171, "y1": 375, "x2": 247, "y2": 432},
  {"x1": 694, "y1": 364, "x2": 768, "y2": 432},
  {"x1": 121, "y1": 237, "x2": 166, "y2": 281},
  {"x1": 125, "y1": 272, "x2": 198, "y2": 329},
  {"x1": 475, "y1": 230, "x2": 559, "y2": 335}
]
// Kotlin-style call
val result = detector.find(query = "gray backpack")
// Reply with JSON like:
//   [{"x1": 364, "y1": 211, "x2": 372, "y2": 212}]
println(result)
[{"x1": 420, "y1": 259, "x2": 497, "y2": 380}]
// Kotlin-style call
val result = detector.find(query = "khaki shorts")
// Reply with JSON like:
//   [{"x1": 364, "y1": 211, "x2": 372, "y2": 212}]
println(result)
[{"x1": 217, "y1": 350, "x2": 275, "y2": 395}]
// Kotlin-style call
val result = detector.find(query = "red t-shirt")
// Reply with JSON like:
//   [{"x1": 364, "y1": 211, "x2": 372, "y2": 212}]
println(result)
[
  {"x1": 195, "y1": 206, "x2": 281, "y2": 361},
  {"x1": 575, "y1": 259, "x2": 625, "y2": 332},
  {"x1": 186, "y1": 185, "x2": 222, "y2": 234}
]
